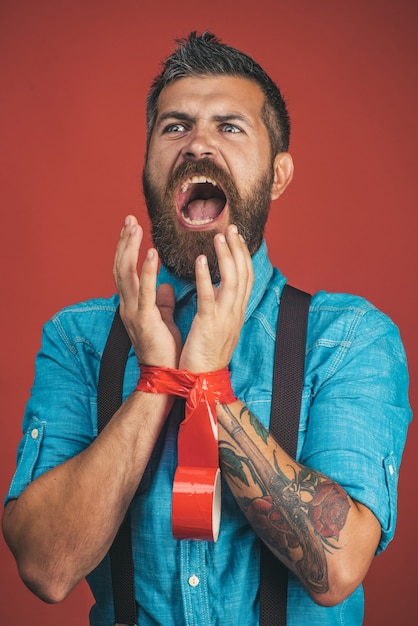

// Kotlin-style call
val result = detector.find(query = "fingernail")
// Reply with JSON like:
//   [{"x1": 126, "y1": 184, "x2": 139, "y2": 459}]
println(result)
[
  {"x1": 231, "y1": 225, "x2": 238, "y2": 234},
  {"x1": 218, "y1": 234, "x2": 226, "y2": 243},
  {"x1": 125, "y1": 215, "x2": 131, "y2": 225}
]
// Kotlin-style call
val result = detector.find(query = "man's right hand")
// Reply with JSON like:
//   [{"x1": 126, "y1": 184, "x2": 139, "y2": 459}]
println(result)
[{"x1": 113, "y1": 215, "x2": 182, "y2": 369}]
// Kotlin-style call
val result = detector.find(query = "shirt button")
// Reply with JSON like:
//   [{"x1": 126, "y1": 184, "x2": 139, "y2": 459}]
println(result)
[
  {"x1": 31, "y1": 428, "x2": 39, "y2": 439},
  {"x1": 188, "y1": 574, "x2": 200, "y2": 587}
]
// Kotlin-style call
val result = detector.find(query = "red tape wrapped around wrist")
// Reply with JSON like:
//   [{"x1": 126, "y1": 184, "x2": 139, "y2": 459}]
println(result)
[
  {"x1": 135, "y1": 366, "x2": 236, "y2": 541},
  {"x1": 135, "y1": 365, "x2": 236, "y2": 403}
]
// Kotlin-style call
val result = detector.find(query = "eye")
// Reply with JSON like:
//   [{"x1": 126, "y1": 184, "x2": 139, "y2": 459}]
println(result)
[
  {"x1": 221, "y1": 123, "x2": 241, "y2": 133},
  {"x1": 163, "y1": 123, "x2": 186, "y2": 134}
]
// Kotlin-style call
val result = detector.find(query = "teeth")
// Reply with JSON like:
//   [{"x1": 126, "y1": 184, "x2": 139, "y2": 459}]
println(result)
[
  {"x1": 180, "y1": 176, "x2": 218, "y2": 193},
  {"x1": 182, "y1": 214, "x2": 213, "y2": 225}
]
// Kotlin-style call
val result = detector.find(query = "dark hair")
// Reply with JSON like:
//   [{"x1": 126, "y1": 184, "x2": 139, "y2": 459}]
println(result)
[{"x1": 146, "y1": 31, "x2": 290, "y2": 155}]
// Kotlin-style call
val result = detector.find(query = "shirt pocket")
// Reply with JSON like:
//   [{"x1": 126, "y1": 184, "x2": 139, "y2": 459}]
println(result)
[{"x1": 7, "y1": 416, "x2": 46, "y2": 501}]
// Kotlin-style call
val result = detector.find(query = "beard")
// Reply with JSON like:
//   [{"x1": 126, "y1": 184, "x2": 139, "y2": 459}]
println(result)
[{"x1": 142, "y1": 157, "x2": 274, "y2": 283}]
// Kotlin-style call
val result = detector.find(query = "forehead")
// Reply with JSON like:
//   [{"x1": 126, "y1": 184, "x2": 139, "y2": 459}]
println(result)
[{"x1": 155, "y1": 75, "x2": 266, "y2": 120}]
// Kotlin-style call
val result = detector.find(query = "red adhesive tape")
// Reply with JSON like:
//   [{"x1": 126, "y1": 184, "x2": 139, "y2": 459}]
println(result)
[
  {"x1": 136, "y1": 366, "x2": 236, "y2": 542},
  {"x1": 172, "y1": 467, "x2": 221, "y2": 541}
]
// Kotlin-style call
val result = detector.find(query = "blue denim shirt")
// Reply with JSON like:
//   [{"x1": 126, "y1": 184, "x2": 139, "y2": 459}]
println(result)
[{"x1": 6, "y1": 240, "x2": 411, "y2": 625}]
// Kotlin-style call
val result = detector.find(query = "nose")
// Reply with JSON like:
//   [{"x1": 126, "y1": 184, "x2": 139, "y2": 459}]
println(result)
[{"x1": 181, "y1": 125, "x2": 216, "y2": 160}]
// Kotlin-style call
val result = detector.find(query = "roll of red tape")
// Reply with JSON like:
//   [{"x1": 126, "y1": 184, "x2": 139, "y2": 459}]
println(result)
[{"x1": 172, "y1": 466, "x2": 221, "y2": 541}]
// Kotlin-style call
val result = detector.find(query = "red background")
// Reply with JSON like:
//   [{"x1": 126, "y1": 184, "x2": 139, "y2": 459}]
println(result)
[{"x1": 1, "y1": 1, "x2": 417, "y2": 624}]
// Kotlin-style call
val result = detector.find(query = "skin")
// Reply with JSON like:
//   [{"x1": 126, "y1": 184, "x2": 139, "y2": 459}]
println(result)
[
  {"x1": 2, "y1": 75, "x2": 381, "y2": 608},
  {"x1": 145, "y1": 76, "x2": 293, "y2": 236}
]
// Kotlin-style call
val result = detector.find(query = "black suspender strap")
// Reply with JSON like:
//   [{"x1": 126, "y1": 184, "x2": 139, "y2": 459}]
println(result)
[
  {"x1": 97, "y1": 307, "x2": 137, "y2": 626},
  {"x1": 97, "y1": 283, "x2": 311, "y2": 626},
  {"x1": 260, "y1": 284, "x2": 311, "y2": 626}
]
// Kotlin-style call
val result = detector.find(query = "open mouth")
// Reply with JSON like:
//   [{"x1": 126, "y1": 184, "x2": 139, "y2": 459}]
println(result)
[{"x1": 176, "y1": 175, "x2": 227, "y2": 228}]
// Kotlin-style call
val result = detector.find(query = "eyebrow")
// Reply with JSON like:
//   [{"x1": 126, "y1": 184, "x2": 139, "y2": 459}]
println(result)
[{"x1": 155, "y1": 110, "x2": 254, "y2": 128}]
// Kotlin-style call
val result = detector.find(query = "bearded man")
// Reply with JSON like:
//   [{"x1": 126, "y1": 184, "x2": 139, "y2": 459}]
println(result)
[{"x1": 3, "y1": 32, "x2": 411, "y2": 626}]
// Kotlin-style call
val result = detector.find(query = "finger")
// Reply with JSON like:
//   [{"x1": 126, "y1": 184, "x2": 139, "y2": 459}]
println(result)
[
  {"x1": 113, "y1": 215, "x2": 139, "y2": 275},
  {"x1": 113, "y1": 217, "x2": 143, "y2": 313},
  {"x1": 216, "y1": 225, "x2": 253, "y2": 314},
  {"x1": 113, "y1": 215, "x2": 139, "y2": 273},
  {"x1": 194, "y1": 254, "x2": 216, "y2": 317},
  {"x1": 137, "y1": 248, "x2": 160, "y2": 314},
  {"x1": 215, "y1": 227, "x2": 246, "y2": 304},
  {"x1": 225, "y1": 225, "x2": 250, "y2": 282},
  {"x1": 237, "y1": 232, "x2": 254, "y2": 306}
]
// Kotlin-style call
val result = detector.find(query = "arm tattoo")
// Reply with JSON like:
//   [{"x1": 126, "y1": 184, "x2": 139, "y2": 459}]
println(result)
[{"x1": 218, "y1": 404, "x2": 351, "y2": 595}]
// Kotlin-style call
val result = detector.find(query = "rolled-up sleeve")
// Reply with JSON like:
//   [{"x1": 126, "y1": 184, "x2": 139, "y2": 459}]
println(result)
[
  {"x1": 5, "y1": 314, "x2": 98, "y2": 504},
  {"x1": 302, "y1": 304, "x2": 411, "y2": 553}
]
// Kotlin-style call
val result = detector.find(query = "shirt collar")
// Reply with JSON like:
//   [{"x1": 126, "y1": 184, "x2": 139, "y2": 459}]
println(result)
[{"x1": 157, "y1": 239, "x2": 274, "y2": 322}]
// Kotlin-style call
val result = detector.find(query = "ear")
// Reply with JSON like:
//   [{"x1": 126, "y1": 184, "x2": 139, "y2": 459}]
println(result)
[{"x1": 270, "y1": 152, "x2": 294, "y2": 201}]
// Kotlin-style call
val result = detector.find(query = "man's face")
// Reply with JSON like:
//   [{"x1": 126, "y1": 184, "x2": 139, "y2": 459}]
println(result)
[{"x1": 143, "y1": 75, "x2": 276, "y2": 282}]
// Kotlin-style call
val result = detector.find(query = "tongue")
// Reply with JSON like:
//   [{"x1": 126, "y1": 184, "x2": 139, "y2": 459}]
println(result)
[{"x1": 187, "y1": 198, "x2": 224, "y2": 221}]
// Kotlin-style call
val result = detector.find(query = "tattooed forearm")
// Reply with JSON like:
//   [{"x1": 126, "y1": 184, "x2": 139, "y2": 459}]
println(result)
[{"x1": 218, "y1": 404, "x2": 351, "y2": 596}]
